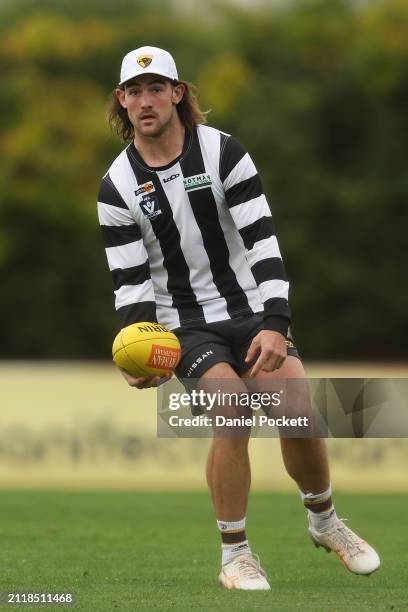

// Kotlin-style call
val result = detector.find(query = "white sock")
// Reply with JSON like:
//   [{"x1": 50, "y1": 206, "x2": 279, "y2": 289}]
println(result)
[
  {"x1": 217, "y1": 517, "x2": 251, "y2": 565},
  {"x1": 222, "y1": 540, "x2": 251, "y2": 565},
  {"x1": 299, "y1": 485, "x2": 337, "y2": 533},
  {"x1": 308, "y1": 506, "x2": 337, "y2": 533}
]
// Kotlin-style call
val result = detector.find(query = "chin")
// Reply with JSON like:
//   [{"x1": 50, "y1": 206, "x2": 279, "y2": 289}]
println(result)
[{"x1": 140, "y1": 126, "x2": 162, "y2": 138}]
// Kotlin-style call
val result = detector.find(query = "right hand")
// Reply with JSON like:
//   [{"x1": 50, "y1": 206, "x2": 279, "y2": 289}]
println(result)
[{"x1": 118, "y1": 367, "x2": 171, "y2": 389}]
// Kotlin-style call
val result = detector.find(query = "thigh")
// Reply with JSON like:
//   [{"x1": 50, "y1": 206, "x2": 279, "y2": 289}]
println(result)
[
  {"x1": 242, "y1": 357, "x2": 314, "y2": 436},
  {"x1": 198, "y1": 362, "x2": 252, "y2": 436},
  {"x1": 241, "y1": 355, "x2": 306, "y2": 380}
]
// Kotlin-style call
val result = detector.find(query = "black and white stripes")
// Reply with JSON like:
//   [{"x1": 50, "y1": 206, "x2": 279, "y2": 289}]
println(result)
[{"x1": 97, "y1": 124, "x2": 291, "y2": 335}]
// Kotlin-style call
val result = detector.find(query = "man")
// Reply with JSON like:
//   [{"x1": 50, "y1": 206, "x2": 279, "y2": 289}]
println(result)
[{"x1": 97, "y1": 45, "x2": 380, "y2": 590}]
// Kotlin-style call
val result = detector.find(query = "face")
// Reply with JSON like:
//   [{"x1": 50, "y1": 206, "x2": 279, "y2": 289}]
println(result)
[{"x1": 116, "y1": 74, "x2": 185, "y2": 138}]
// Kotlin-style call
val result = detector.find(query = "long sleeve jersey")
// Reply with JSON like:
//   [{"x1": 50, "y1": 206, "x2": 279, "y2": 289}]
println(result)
[{"x1": 97, "y1": 124, "x2": 291, "y2": 336}]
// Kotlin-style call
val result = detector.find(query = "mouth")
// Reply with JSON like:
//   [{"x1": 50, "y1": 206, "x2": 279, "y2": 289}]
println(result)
[{"x1": 140, "y1": 114, "x2": 156, "y2": 123}]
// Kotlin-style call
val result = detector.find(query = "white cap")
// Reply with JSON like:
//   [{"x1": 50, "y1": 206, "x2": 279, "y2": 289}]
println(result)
[{"x1": 119, "y1": 46, "x2": 179, "y2": 85}]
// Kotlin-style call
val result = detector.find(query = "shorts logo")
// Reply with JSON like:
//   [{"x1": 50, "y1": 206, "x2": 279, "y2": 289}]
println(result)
[
  {"x1": 135, "y1": 182, "x2": 155, "y2": 197},
  {"x1": 140, "y1": 194, "x2": 161, "y2": 219},
  {"x1": 137, "y1": 55, "x2": 153, "y2": 69},
  {"x1": 186, "y1": 350, "x2": 214, "y2": 377},
  {"x1": 183, "y1": 173, "x2": 212, "y2": 192}
]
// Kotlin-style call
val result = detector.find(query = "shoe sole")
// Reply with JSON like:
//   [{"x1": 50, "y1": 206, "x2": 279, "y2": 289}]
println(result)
[{"x1": 310, "y1": 534, "x2": 380, "y2": 576}]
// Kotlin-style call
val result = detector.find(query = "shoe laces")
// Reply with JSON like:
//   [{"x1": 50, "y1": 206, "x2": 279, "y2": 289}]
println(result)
[
  {"x1": 236, "y1": 554, "x2": 266, "y2": 580},
  {"x1": 328, "y1": 519, "x2": 365, "y2": 557}
]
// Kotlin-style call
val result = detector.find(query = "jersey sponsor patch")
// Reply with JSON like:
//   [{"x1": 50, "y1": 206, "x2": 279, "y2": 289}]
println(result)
[
  {"x1": 183, "y1": 173, "x2": 212, "y2": 192},
  {"x1": 140, "y1": 194, "x2": 162, "y2": 219},
  {"x1": 135, "y1": 181, "x2": 155, "y2": 197}
]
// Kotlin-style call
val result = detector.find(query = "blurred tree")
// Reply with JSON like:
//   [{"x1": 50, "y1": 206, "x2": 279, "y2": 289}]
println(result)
[{"x1": 0, "y1": 0, "x2": 406, "y2": 359}]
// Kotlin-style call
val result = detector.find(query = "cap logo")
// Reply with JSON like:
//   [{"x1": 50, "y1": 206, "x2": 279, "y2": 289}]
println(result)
[{"x1": 137, "y1": 54, "x2": 153, "y2": 69}]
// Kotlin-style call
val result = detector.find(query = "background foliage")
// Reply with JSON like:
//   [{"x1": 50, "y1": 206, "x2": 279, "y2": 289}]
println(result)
[{"x1": 0, "y1": 0, "x2": 406, "y2": 359}]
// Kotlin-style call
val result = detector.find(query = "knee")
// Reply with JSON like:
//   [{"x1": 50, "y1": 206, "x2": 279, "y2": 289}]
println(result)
[{"x1": 212, "y1": 435, "x2": 250, "y2": 451}]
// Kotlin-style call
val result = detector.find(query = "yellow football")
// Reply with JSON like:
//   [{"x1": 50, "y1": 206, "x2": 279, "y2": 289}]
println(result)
[{"x1": 112, "y1": 322, "x2": 181, "y2": 378}]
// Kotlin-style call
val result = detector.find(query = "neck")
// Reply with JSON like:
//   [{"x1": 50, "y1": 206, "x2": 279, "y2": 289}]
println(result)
[{"x1": 133, "y1": 115, "x2": 186, "y2": 168}]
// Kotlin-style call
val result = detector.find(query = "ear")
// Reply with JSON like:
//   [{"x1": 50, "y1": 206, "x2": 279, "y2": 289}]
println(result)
[
  {"x1": 116, "y1": 88, "x2": 127, "y2": 109},
  {"x1": 172, "y1": 82, "x2": 185, "y2": 105}
]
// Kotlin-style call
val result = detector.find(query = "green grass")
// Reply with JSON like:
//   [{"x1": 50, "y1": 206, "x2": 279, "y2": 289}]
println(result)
[{"x1": 0, "y1": 492, "x2": 406, "y2": 611}]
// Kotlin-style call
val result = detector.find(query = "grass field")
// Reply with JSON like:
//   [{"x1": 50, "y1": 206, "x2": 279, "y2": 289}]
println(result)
[{"x1": 0, "y1": 492, "x2": 406, "y2": 611}]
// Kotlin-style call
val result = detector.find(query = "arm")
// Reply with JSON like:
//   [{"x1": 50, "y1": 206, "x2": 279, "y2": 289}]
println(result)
[
  {"x1": 98, "y1": 173, "x2": 167, "y2": 388},
  {"x1": 221, "y1": 136, "x2": 291, "y2": 374}
]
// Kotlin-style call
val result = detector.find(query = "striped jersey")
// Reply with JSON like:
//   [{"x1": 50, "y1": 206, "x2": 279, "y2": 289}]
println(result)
[{"x1": 97, "y1": 124, "x2": 291, "y2": 336}]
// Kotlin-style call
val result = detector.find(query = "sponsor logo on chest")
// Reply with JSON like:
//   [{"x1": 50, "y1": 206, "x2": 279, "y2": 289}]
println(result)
[
  {"x1": 135, "y1": 181, "x2": 155, "y2": 197},
  {"x1": 183, "y1": 173, "x2": 212, "y2": 192},
  {"x1": 163, "y1": 173, "x2": 180, "y2": 184}
]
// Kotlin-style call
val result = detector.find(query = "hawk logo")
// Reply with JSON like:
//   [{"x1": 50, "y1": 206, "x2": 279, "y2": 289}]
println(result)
[
  {"x1": 140, "y1": 194, "x2": 161, "y2": 219},
  {"x1": 137, "y1": 55, "x2": 153, "y2": 69}
]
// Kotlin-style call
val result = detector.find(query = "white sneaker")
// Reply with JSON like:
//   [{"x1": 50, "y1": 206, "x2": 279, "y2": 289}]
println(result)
[
  {"x1": 309, "y1": 517, "x2": 380, "y2": 575},
  {"x1": 219, "y1": 553, "x2": 271, "y2": 590}
]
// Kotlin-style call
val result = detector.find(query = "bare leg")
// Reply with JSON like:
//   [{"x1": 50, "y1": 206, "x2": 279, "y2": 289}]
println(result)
[
  {"x1": 242, "y1": 356, "x2": 330, "y2": 494},
  {"x1": 202, "y1": 362, "x2": 251, "y2": 520},
  {"x1": 206, "y1": 437, "x2": 250, "y2": 520},
  {"x1": 279, "y1": 437, "x2": 330, "y2": 493}
]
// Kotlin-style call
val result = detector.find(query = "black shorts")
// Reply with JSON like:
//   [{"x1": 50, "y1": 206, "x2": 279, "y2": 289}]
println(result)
[{"x1": 173, "y1": 314, "x2": 300, "y2": 385}]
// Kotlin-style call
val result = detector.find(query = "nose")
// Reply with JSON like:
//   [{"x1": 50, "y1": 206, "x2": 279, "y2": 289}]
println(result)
[{"x1": 140, "y1": 90, "x2": 153, "y2": 109}]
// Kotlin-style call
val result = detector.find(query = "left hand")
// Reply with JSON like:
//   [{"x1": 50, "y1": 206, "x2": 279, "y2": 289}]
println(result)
[{"x1": 245, "y1": 330, "x2": 287, "y2": 377}]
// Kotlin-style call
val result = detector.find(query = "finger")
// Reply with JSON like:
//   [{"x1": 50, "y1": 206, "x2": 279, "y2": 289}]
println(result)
[
  {"x1": 140, "y1": 375, "x2": 171, "y2": 389},
  {"x1": 249, "y1": 354, "x2": 265, "y2": 377},
  {"x1": 264, "y1": 351, "x2": 288, "y2": 372},
  {"x1": 264, "y1": 353, "x2": 282, "y2": 371},
  {"x1": 132, "y1": 378, "x2": 153, "y2": 388},
  {"x1": 126, "y1": 374, "x2": 147, "y2": 386},
  {"x1": 274, "y1": 355, "x2": 287, "y2": 370},
  {"x1": 156, "y1": 375, "x2": 172, "y2": 386},
  {"x1": 245, "y1": 338, "x2": 260, "y2": 363}
]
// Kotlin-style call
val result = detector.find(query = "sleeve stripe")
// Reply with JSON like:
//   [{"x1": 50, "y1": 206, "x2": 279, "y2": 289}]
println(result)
[
  {"x1": 100, "y1": 223, "x2": 142, "y2": 247},
  {"x1": 105, "y1": 241, "x2": 145, "y2": 271},
  {"x1": 111, "y1": 260, "x2": 151, "y2": 290},
  {"x1": 114, "y1": 280, "x2": 155, "y2": 310},
  {"x1": 219, "y1": 134, "x2": 247, "y2": 183},
  {"x1": 98, "y1": 175, "x2": 129, "y2": 210},
  {"x1": 225, "y1": 174, "x2": 263, "y2": 209},
  {"x1": 97, "y1": 201, "x2": 135, "y2": 226},
  {"x1": 239, "y1": 217, "x2": 275, "y2": 251},
  {"x1": 223, "y1": 153, "x2": 257, "y2": 191},
  {"x1": 259, "y1": 279, "x2": 289, "y2": 302},
  {"x1": 229, "y1": 194, "x2": 271, "y2": 231},
  {"x1": 116, "y1": 302, "x2": 157, "y2": 328},
  {"x1": 251, "y1": 258, "x2": 287, "y2": 285}
]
